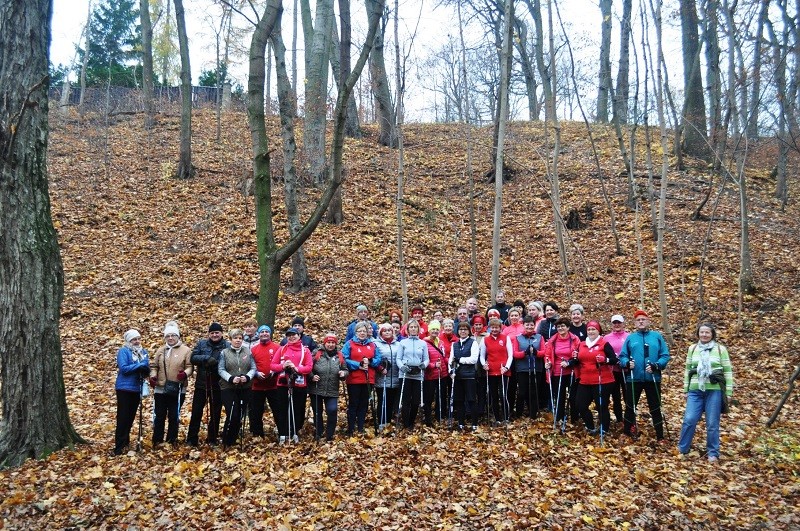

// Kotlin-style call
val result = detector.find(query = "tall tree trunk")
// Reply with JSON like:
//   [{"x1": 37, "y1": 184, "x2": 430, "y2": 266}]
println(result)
[
  {"x1": 160, "y1": 0, "x2": 172, "y2": 86},
  {"x1": 767, "y1": 18, "x2": 789, "y2": 208},
  {"x1": 651, "y1": 0, "x2": 674, "y2": 345},
  {"x1": 523, "y1": 0, "x2": 553, "y2": 121},
  {"x1": 140, "y1": 0, "x2": 155, "y2": 128},
  {"x1": 746, "y1": 0, "x2": 770, "y2": 139},
  {"x1": 302, "y1": 0, "x2": 334, "y2": 184},
  {"x1": 369, "y1": 3, "x2": 397, "y2": 148},
  {"x1": 491, "y1": 0, "x2": 514, "y2": 299},
  {"x1": 596, "y1": 0, "x2": 613, "y2": 123},
  {"x1": 173, "y1": 0, "x2": 194, "y2": 179},
  {"x1": 702, "y1": 0, "x2": 723, "y2": 172},
  {"x1": 680, "y1": 0, "x2": 709, "y2": 159},
  {"x1": 394, "y1": 0, "x2": 408, "y2": 317},
  {"x1": 338, "y1": 0, "x2": 360, "y2": 137},
  {"x1": 251, "y1": 0, "x2": 385, "y2": 326},
  {"x1": 271, "y1": 18, "x2": 311, "y2": 291},
  {"x1": 292, "y1": 0, "x2": 299, "y2": 101},
  {"x1": 459, "y1": 2, "x2": 479, "y2": 296},
  {"x1": 514, "y1": 17, "x2": 540, "y2": 120},
  {"x1": 0, "y1": 0, "x2": 85, "y2": 468},
  {"x1": 78, "y1": 1, "x2": 91, "y2": 109},
  {"x1": 612, "y1": 0, "x2": 632, "y2": 124}
]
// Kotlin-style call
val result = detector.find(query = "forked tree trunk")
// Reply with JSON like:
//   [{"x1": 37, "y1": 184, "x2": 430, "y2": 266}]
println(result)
[
  {"x1": 174, "y1": 0, "x2": 195, "y2": 179},
  {"x1": 459, "y1": 2, "x2": 478, "y2": 296},
  {"x1": 369, "y1": 0, "x2": 397, "y2": 148},
  {"x1": 0, "y1": 0, "x2": 84, "y2": 468},
  {"x1": 394, "y1": 0, "x2": 408, "y2": 316}
]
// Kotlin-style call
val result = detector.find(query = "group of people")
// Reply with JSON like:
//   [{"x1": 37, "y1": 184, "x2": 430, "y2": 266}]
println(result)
[{"x1": 114, "y1": 293, "x2": 734, "y2": 462}]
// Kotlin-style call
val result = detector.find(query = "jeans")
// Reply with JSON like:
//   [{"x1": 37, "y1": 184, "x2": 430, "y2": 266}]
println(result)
[
  {"x1": 310, "y1": 394, "x2": 339, "y2": 441},
  {"x1": 678, "y1": 390, "x2": 722, "y2": 458}
]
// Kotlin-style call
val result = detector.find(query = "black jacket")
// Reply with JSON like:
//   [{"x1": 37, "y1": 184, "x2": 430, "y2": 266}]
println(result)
[{"x1": 191, "y1": 338, "x2": 230, "y2": 389}]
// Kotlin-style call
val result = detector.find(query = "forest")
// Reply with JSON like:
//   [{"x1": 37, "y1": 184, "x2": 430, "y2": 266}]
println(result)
[{"x1": 1, "y1": 0, "x2": 799, "y2": 527}]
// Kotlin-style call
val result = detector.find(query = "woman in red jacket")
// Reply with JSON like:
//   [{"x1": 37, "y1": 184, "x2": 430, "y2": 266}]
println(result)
[
  {"x1": 544, "y1": 317, "x2": 581, "y2": 431},
  {"x1": 575, "y1": 321, "x2": 618, "y2": 436},
  {"x1": 342, "y1": 322, "x2": 380, "y2": 435},
  {"x1": 270, "y1": 328, "x2": 313, "y2": 444},
  {"x1": 423, "y1": 321, "x2": 449, "y2": 426}
]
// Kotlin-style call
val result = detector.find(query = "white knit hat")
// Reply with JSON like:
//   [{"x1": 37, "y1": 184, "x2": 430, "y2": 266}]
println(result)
[
  {"x1": 124, "y1": 329, "x2": 141, "y2": 343},
  {"x1": 163, "y1": 321, "x2": 180, "y2": 337}
]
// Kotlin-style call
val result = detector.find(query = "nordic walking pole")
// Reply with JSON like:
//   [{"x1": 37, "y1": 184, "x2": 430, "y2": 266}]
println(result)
[
  {"x1": 396, "y1": 375, "x2": 406, "y2": 428},
  {"x1": 553, "y1": 373, "x2": 563, "y2": 431},
  {"x1": 437, "y1": 364, "x2": 442, "y2": 424},
  {"x1": 645, "y1": 342, "x2": 669, "y2": 440},
  {"x1": 597, "y1": 361, "x2": 604, "y2": 447},
  {"x1": 528, "y1": 353, "x2": 533, "y2": 419},
  {"x1": 448, "y1": 362, "x2": 456, "y2": 429},
  {"x1": 137, "y1": 386, "x2": 144, "y2": 452},
  {"x1": 500, "y1": 373, "x2": 509, "y2": 431},
  {"x1": 287, "y1": 382, "x2": 296, "y2": 443}
]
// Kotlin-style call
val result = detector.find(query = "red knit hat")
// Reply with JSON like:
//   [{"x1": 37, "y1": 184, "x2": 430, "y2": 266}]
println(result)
[
  {"x1": 586, "y1": 320, "x2": 602, "y2": 334},
  {"x1": 323, "y1": 333, "x2": 338, "y2": 343},
  {"x1": 633, "y1": 310, "x2": 649, "y2": 319},
  {"x1": 472, "y1": 315, "x2": 486, "y2": 325}
]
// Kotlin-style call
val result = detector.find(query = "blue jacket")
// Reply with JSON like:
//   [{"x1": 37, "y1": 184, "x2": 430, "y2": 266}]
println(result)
[
  {"x1": 344, "y1": 319, "x2": 378, "y2": 342},
  {"x1": 115, "y1": 346, "x2": 149, "y2": 393},
  {"x1": 619, "y1": 329, "x2": 670, "y2": 383}
]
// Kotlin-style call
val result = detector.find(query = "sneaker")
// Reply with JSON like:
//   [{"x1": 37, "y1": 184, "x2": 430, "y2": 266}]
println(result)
[
  {"x1": 278, "y1": 436, "x2": 287, "y2": 445},
  {"x1": 708, "y1": 456, "x2": 718, "y2": 463},
  {"x1": 458, "y1": 424, "x2": 465, "y2": 431},
  {"x1": 291, "y1": 435, "x2": 299, "y2": 443},
  {"x1": 471, "y1": 425, "x2": 478, "y2": 432}
]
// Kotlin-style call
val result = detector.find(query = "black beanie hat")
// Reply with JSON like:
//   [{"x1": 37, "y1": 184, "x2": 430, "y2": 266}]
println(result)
[
  {"x1": 208, "y1": 322, "x2": 224, "y2": 333},
  {"x1": 291, "y1": 316, "x2": 305, "y2": 327}
]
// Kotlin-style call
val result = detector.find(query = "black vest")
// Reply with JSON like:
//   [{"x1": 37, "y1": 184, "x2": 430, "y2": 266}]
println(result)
[{"x1": 452, "y1": 338, "x2": 476, "y2": 379}]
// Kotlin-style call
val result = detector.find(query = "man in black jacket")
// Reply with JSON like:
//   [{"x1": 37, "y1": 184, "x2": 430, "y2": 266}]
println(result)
[{"x1": 186, "y1": 322, "x2": 230, "y2": 446}]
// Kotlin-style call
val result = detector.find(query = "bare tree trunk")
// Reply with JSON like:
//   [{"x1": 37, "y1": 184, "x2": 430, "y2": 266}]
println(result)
[
  {"x1": 514, "y1": 17, "x2": 540, "y2": 120},
  {"x1": 649, "y1": 0, "x2": 674, "y2": 346},
  {"x1": 491, "y1": 0, "x2": 514, "y2": 299},
  {"x1": 369, "y1": 2, "x2": 397, "y2": 148},
  {"x1": 746, "y1": 0, "x2": 770, "y2": 139},
  {"x1": 612, "y1": 0, "x2": 632, "y2": 124},
  {"x1": 523, "y1": 0, "x2": 553, "y2": 121},
  {"x1": 768, "y1": 18, "x2": 789, "y2": 209},
  {"x1": 680, "y1": 0, "x2": 709, "y2": 159},
  {"x1": 459, "y1": 3, "x2": 479, "y2": 296},
  {"x1": 596, "y1": 0, "x2": 612, "y2": 123},
  {"x1": 394, "y1": 0, "x2": 408, "y2": 317},
  {"x1": 0, "y1": 0, "x2": 85, "y2": 468},
  {"x1": 292, "y1": 0, "x2": 299, "y2": 99},
  {"x1": 766, "y1": 365, "x2": 800, "y2": 427},
  {"x1": 78, "y1": 1, "x2": 91, "y2": 109},
  {"x1": 338, "y1": 0, "x2": 360, "y2": 137},
  {"x1": 271, "y1": 20, "x2": 311, "y2": 291},
  {"x1": 302, "y1": 0, "x2": 334, "y2": 184},
  {"x1": 173, "y1": 0, "x2": 194, "y2": 179},
  {"x1": 140, "y1": 0, "x2": 155, "y2": 128}
]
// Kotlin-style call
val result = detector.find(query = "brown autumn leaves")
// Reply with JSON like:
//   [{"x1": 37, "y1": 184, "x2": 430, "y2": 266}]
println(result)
[{"x1": 0, "y1": 109, "x2": 798, "y2": 528}]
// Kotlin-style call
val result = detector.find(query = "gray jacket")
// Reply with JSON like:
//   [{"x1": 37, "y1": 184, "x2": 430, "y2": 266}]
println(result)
[{"x1": 397, "y1": 336, "x2": 428, "y2": 381}]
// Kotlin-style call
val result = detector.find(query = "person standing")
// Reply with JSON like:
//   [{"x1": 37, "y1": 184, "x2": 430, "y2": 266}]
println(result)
[
  {"x1": 619, "y1": 310, "x2": 671, "y2": 441},
  {"x1": 537, "y1": 301, "x2": 560, "y2": 341},
  {"x1": 678, "y1": 323, "x2": 733, "y2": 462},
  {"x1": 543, "y1": 317, "x2": 581, "y2": 431},
  {"x1": 114, "y1": 329, "x2": 150, "y2": 455},
  {"x1": 149, "y1": 321, "x2": 192, "y2": 446},
  {"x1": 603, "y1": 314, "x2": 628, "y2": 423},
  {"x1": 309, "y1": 333, "x2": 348, "y2": 441},
  {"x1": 187, "y1": 322, "x2": 229, "y2": 447},
  {"x1": 342, "y1": 322, "x2": 380, "y2": 435},
  {"x1": 281, "y1": 316, "x2": 318, "y2": 352},
  {"x1": 397, "y1": 319, "x2": 429, "y2": 429},
  {"x1": 345, "y1": 304, "x2": 379, "y2": 341},
  {"x1": 249, "y1": 325, "x2": 280, "y2": 438},
  {"x1": 568, "y1": 304, "x2": 588, "y2": 341},
  {"x1": 480, "y1": 318, "x2": 513, "y2": 425},
  {"x1": 487, "y1": 290, "x2": 512, "y2": 322},
  {"x1": 374, "y1": 323, "x2": 402, "y2": 430},
  {"x1": 575, "y1": 321, "x2": 617, "y2": 435},
  {"x1": 270, "y1": 327, "x2": 313, "y2": 443},
  {"x1": 449, "y1": 321, "x2": 480, "y2": 430},
  {"x1": 218, "y1": 329, "x2": 256, "y2": 447},
  {"x1": 423, "y1": 321, "x2": 449, "y2": 425},
  {"x1": 511, "y1": 316, "x2": 543, "y2": 420},
  {"x1": 242, "y1": 318, "x2": 259, "y2": 350}
]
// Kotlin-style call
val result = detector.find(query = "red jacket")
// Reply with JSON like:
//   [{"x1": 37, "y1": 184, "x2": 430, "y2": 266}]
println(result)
[
  {"x1": 481, "y1": 333, "x2": 513, "y2": 376},
  {"x1": 577, "y1": 337, "x2": 616, "y2": 385},
  {"x1": 251, "y1": 340, "x2": 280, "y2": 391},
  {"x1": 270, "y1": 342, "x2": 313, "y2": 387},
  {"x1": 544, "y1": 333, "x2": 581, "y2": 380},
  {"x1": 424, "y1": 337, "x2": 449, "y2": 380},
  {"x1": 344, "y1": 339, "x2": 378, "y2": 385}
]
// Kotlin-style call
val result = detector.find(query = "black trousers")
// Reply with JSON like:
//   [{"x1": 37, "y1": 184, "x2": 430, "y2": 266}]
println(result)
[
  {"x1": 399, "y1": 378, "x2": 422, "y2": 429},
  {"x1": 453, "y1": 378, "x2": 478, "y2": 427},
  {"x1": 488, "y1": 375, "x2": 510, "y2": 422},
  {"x1": 576, "y1": 383, "x2": 613, "y2": 432},
  {"x1": 310, "y1": 394, "x2": 339, "y2": 441},
  {"x1": 347, "y1": 383, "x2": 373, "y2": 433},
  {"x1": 273, "y1": 386, "x2": 307, "y2": 438},
  {"x1": 552, "y1": 373, "x2": 577, "y2": 425},
  {"x1": 248, "y1": 388, "x2": 280, "y2": 436},
  {"x1": 423, "y1": 378, "x2": 448, "y2": 425},
  {"x1": 221, "y1": 388, "x2": 251, "y2": 446},
  {"x1": 153, "y1": 392, "x2": 185, "y2": 444},
  {"x1": 623, "y1": 380, "x2": 664, "y2": 438},
  {"x1": 609, "y1": 371, "x2": 624, "y2": 422},
  {"x1": 377, "y1": 386, "x2": 399, "y2": 426},
  {"x1": 114, "y1": 390, "x2": 141, "y2": 454},
  {"x1": 187, "y1": 385, "x2": 222, "y2": 445},
  {"x1": 514, "y1": 370, "x2": 539, "y2": 418}
]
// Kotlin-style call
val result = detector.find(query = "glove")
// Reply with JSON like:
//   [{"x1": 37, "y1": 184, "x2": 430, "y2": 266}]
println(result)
[
  {"x1": 595, "y1": 354, "x2": 606, "y2": 364},
  {"x1": 138, "y1": 362, "x2": 150, "y2": 375},
  {"x1": 648, "y1": 362, "x2": 660, "y2": 373},
  {"x1": 177, "y1": 370, "x2": 187, "y2": 381},
  {"x1": 148, "y1": 376, "x2": 158, "y2": 387},
  {"x1": 567, "y1": 358, "x2": 579, "y2": 367}
]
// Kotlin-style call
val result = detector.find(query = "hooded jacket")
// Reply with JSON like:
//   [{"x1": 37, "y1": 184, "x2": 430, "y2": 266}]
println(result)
[
  {"x1": 116, "y1": 345, "x2": 150, "y2": 393},
  {"x1": 150, "y1": 342, "x2": 193, "y2": 392},
  {"x1": 310, "y1": 348, "x2": 347, "y2": 397},
  {"x1": 270, "y1": 341, "x2": 313, "y2": 387}
]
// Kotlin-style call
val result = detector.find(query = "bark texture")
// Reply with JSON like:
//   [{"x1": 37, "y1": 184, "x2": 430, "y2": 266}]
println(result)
[
  {"x1": 0, "y1": 0, "x2": 84, "y2": 468},
  {"x1": 174, "y1": 0, "x2": 195, "y2": 179}
]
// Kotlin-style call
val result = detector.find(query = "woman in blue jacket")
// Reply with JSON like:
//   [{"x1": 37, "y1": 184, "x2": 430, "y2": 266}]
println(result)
[{"x1": 114, "y1": 329, "x2": 150, "y2": 455}]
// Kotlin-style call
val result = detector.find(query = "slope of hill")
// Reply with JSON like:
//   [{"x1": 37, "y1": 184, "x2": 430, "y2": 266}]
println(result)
[{"x1": 0, "y1": 110, "x2": 797, "y2": 528}]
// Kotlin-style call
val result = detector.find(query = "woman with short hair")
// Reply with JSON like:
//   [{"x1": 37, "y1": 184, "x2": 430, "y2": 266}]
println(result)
[{"x1": 149, "y1": 321, "x2": 192, "y2": 446}]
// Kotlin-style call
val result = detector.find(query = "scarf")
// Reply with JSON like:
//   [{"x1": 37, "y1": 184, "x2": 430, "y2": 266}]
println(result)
[
  {"x1": 695, "y1": 340, "x2": 716, "y2": 391},
  {"x1": 585, "y1": 336, "x2": 600, "y2": 349},
  {"x1": 126, "y1": 341, "x2": 145, "y2": 362}
]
